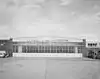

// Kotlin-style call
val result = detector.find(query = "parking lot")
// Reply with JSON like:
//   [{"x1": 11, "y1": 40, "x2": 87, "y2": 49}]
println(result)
[{"x1": 0, "y1": 57, "x2": 100, "y2": 79}]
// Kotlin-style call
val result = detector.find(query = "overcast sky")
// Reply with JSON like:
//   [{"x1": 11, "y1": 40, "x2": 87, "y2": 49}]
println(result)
[{"x1": 0, "y1": 0, "x2": 100, "y2": 40}]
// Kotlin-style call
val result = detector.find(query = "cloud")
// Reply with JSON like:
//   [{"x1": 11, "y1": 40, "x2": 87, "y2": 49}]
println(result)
[
  {"x1": 78, "y1": 33, "x2": 99, "y2": 41},
  {"x1": 60, "y1": 0, "x2": 72, "y2": 6},
  {"x1": 93, "y1": 5, "x2": 100, "y2": 9},
  {"x1": 95, "y1": 12, "x2": 100, "y2": 20},
  {"x1": 5, "y1": 0, "x2": 45, "y2": 8},
  {"x1": 6, "y1": 0, "x2": 16, "y2": 7},
  {"x1": 22, "y1": 4, "x2": 41, "y2": 8},
  {"x1": 0, "y1": 0, "x2": 100, "y2": 40},
  {"x1": 12, "y1": 16, "x2": 68, "y2": 37},
  {"x1": 0, "y1": 9, "x2": 13, "y2": 26},
  {"x1": 0, "y1": 26, "x2": 10, "y2": 37}
]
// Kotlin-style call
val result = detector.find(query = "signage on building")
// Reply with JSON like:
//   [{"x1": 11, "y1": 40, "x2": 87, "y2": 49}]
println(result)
[{"x1": 86, "y1": 41, "x2": 100, "y2": 48}]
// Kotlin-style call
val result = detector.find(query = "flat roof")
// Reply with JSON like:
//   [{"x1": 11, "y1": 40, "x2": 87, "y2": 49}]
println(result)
[{"x1": 13, "y1": 37, "x2": 84, "y2": 42}]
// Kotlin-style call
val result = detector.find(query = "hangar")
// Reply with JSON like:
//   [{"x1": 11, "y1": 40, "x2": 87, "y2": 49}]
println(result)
[{"x1": 12, "y1": 37, "x2": 86, "y2": 57}]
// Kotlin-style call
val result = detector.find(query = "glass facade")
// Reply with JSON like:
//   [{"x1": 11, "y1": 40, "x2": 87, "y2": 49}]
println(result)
[
  {"x1": 13, "y1": 45, "x2": 18, "y2": 53},
  {"x1": 13, "y1": 45, "x2": 82, "y2": 53},
  {"x1": 78, "y1": 46, "x2": 82, "y2": 53},
  {"x1": 13, "y1": 39, "x2": 85, "y2": 53}
]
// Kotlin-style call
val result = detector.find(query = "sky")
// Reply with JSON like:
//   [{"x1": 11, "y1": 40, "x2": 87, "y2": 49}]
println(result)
[{"x1": 0, "y1": 0, "x2": 100, "y2": 41}]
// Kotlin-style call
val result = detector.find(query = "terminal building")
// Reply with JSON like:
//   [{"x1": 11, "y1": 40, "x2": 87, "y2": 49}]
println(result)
[{"x1": 12, "y1": 37, "x2": 86, "y2": 57}]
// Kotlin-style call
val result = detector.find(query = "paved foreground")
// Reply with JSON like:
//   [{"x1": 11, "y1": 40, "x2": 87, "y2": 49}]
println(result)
[{"x1": 0, "y1": 57, "x2": 100, "y2": 79}]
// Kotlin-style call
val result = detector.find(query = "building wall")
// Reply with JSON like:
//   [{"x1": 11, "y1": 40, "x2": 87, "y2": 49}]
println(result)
[
  {"x1": 12, "y1": 38, "x2": 86, "y2": 55},
  {"x1": 85, "y1": 41, "x2": 100, "y2": 57},
  {"x1": 81, "y1": 39, "x2": 87, "y2": 57},
  {"x1": 0, "y1": 38, "x2": 13, "y2": 55}
]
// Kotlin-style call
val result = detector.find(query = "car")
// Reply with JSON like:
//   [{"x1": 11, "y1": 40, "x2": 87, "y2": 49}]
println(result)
[
  {"x1": 88, "y1": 50, "x2": 100, "y2": 59},
  {"x1": 0, "y1": 51, "x2": 6, "y2": 58},
  {"x1": 96, "y1": 51, "x2": 100, "y2": 59},
  {"x1": 88, "y1": 50, "x2": 94, "y2": 58},
  {"x1": 0, "y1": 51, "x2": 12, "y2": 58}
]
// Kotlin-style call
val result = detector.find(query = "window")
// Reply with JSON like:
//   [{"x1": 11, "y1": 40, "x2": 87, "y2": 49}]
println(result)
[
  {"x1": 78, "y1": 47, "x2": 82, "y2": 53},
  {"x1": 88, "y1": 43, "x2": 97, "y2": 47},
  {"x1": 22, "y1": 46, "x2": 28, "y2": 53},
  {"x1": 65, "y1": 46, "x2": 68, "y2": 53},
  {"x1": 22, "y1": 46, "x2": 26, "y2": 53},
  {"x1": 13, "y1": 45, "x2": 18, "y2": 53},
  {"x1": 69, "y1": 46, "x2": 75, "y2": 53},
  {"x1": 88, "y1": 43, "x2": 92, "y2": 46}
]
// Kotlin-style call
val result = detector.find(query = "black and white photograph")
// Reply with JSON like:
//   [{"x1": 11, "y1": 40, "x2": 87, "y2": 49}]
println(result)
[{"x1": 0, "y1": 0, "x2": 100, "y2": 79}]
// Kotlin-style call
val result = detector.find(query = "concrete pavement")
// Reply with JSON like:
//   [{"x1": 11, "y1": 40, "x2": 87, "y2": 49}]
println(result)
[{"x1": 0, "y1": 57, "x2": 100, "y2": 79}]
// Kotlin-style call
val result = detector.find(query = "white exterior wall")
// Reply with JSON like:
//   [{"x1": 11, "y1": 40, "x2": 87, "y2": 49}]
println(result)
[
  {"x1": 12, "y1": 37, "x2": 84, "y2": 57},
  {"x1": 13, "y1": 53, "x2": 82, "y2": 57},
  {"x1": 18, "y1": 46, "x2": 22, "y2": 53},
  {"x1": 86, "y1": 41, "x2": 100, "y2": 48},
  {"x1": 75, "y1": 47, "x2": 78, "y2": 53}
]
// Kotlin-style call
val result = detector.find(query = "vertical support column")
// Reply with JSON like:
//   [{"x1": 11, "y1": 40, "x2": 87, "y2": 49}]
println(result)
[
  {"x1": 18, "y1": 45, "x2": 22, "y2": 53},
  {"x1": 43, "y1": 46, "x2": 44, "y2": 53},
  {"x1": 37, "y1": 45, "x2": 39, "y2": 53},
  {"x1": 56, "y1": 46, "x2": 57, "y2": 53},
  {"x1": 49, "y1": 45, "x2": 51, "y2": 53},
  {"x1": 44, "y1": 45, "x2": 45, "y2": 53},
  {"x1": 75, "y1": 46, "x2": 78, "y2": 53}
]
